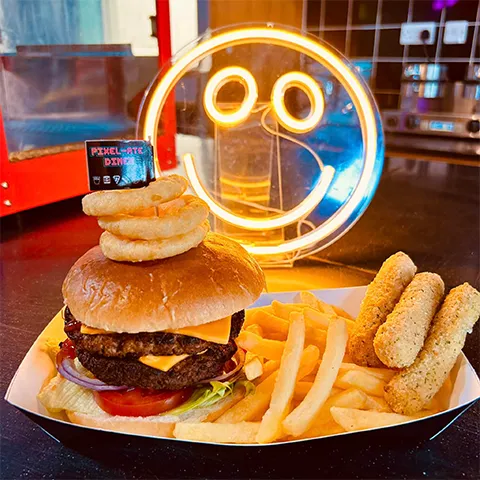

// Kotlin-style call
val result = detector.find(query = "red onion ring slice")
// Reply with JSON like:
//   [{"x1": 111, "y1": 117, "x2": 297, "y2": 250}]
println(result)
[{"x1": 58, "y1": 358, "x2": 128, "y2": 391}]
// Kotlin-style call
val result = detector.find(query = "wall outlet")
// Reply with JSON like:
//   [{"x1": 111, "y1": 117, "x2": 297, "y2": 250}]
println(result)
[
  {"x1": 400, "y1": 22, "x2": 437, "y2": 45},
  {"x1": 444, "y1": 21, "x2": 469, "y2": 44}
]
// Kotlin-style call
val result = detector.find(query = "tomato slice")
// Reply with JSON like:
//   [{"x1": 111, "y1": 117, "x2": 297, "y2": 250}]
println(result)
[{"x1": 94, "y1": 388, "x2": 193, "y2": 417}]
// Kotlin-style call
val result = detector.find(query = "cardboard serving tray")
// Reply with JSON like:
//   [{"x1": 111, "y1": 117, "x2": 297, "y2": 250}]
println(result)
[{"x1": 5, "y1": 286, "x2": 480, "y2": 448}]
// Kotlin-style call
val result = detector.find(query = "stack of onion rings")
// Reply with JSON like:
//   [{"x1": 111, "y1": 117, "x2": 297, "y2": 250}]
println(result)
[{"x1": 82, "y1": 175, "x2": 210, "y2": 262}]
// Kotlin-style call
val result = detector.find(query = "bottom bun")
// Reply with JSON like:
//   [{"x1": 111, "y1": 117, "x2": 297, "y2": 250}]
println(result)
[
  {"x1": 66, "y1": 388, "x2": 245, "y2": 438},
  {"x1": 66, "y1": 411, "x2": 177, "y2": 437}
]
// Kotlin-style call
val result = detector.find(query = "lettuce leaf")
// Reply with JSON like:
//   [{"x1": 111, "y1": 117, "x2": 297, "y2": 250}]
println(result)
[{"x1": 164, "y1": 379, "x2": 255, "y2": 417}]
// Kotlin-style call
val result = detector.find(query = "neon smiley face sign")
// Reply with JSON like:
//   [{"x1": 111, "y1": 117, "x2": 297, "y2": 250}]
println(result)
[{"x1": 139, "y1": 25, "x2": 384, "y2": 260}]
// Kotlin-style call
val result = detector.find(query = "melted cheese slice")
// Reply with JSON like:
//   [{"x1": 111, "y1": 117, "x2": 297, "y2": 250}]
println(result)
[
  {"x1": 79, "y1": 315, "x2": 231, "y2": 344},
  {"x1": 139, "y1": 354, "x2": 190, "y2": 371},
  {"x1": 167, "y1": 316, "x2": 231, "y2": 344},
  {"x1": 80, "y1": 325, "x2": 112, "y2": 335}
]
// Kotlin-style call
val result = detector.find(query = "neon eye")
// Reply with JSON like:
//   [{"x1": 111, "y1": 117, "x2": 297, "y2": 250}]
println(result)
[
  {"x1": 270, "y1": 72, "x2": 325, "y2": 134},
  {"x1": 203, "y1": 66, "x2": 258, "y2": 128}
]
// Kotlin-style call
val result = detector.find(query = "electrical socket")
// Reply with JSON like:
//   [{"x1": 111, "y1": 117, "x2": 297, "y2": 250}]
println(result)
[{"x1": 400, "y1": 22, "x2": 437, "y2": 45}]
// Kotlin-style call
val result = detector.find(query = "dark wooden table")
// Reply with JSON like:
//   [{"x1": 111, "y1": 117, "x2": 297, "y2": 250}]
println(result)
[{"x1": 1, "y1": 157, "x2": 479, "y2": 479}]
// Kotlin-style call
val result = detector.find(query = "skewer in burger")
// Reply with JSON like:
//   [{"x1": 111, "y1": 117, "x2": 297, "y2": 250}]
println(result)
[{"x1": 39, "y1": 177, "x2": 265, "y2": 436}]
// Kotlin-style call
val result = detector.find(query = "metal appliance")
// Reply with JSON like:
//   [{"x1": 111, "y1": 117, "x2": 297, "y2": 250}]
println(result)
[{"x1": 383, "y1": 63, "x2": 480, "y2": 157}]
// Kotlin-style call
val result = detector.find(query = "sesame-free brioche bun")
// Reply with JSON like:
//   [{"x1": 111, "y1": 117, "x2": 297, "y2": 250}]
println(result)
[{"x1": 62, "y1": 233, "x2": 265, "y2": 333}]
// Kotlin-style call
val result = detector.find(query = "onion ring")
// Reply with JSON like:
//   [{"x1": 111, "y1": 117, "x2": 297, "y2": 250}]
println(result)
[
  {"x1": 82, "y1": 175, "x2": 188, "y2": 216},
  {"x1": 100, "y1": 221, "x2": 210, "y2": 262},
  {"x1": 97, "y1": 195, "x2": 209, "y2": 240}
]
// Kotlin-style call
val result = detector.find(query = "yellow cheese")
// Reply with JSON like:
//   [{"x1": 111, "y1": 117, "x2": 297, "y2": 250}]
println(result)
[
  {"x1": 168, "y1": 316, "x2": 231, "y2": 344},
  {"x1": 80, "y1": 316, "x2": 232, "y2": 345},
  {"x1": 80, "y1": 325, "x2": 112, "y2": 335},
  {"x1": 139, "y1": 354, "x2": 190, "y2": 372}
]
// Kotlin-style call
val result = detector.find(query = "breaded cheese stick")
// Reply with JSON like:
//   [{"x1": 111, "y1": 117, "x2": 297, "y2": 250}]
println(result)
[
  {"x1": 385, "y1": 283, "x2": 480, "y2": 415},
  {"x1": 348, "y1": 252, "x2": 417, "y2": 367},
  {"x1": 374, "y1": 272, "x2": 444, "y2": 368}
]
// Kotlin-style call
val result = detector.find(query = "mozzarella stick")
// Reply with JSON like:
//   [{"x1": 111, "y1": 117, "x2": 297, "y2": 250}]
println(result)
[
  {"x1": 348, "y1": 252, "x2": 417, "y2": 366},
  {"x1": 385, "y1": 283, "x2": 480, "y2": 415},
  {"x1": 374, "y1": 273, "x2": 445, "y2": 368}
]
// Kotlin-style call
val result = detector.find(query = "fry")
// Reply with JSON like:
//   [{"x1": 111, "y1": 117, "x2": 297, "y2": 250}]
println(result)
[
  {"x1": 305, "y1": 327, "x2": 327, "y2": 352},
  {"x1": 236, "y1": 331, "x2": 285, "y2": 361},
  {"x1": 245, "y1": 357, "x2": 263, "y2": 381},
  {"x1": 299, "y1": 388, "x2": 367, "y2": 438},
  {"x1": 339, "y1": 363, "x2": 395, "y2": 382},
  {"x1": 334, "y1": 370, "x2": 387, "y2": 397},
  {"x1": 298, "y1": 420, "x2": 345, "y2": 439},
  {"x1": 332, "y1": 305, "x2": 354, "y2": 320},
  {"x1": 250, "y1": 310, "x2": 290, "y2": 337},
  {"x1": 282, "y1": 317, "x2": 348, "y2": 437},
  {"x1": 271, "y1": 301, "x2": 307, "y2": 320},
  {"x1": 304, "y1": 307, "x2": 356, "y2": 332},
  {"x1": 217, "y1": 345, "x2": 318, "y2": 424},
  {"x1": 330, "y1": 407, "x2": 432, "y2": 432},
  {"x1": 245, "y1": 351, "x2": 261, "y2": 364},
  {"x1": 174, "y1": 422, "x2": 260, "y2": 444},
  {"x1": 296, "y1": 345, "x2": 320, "y2": 379},
  {"x1": 347, "y1": 252, "x2": 417, "y2": 366},
  {"x1": 257, "y1": 359, "x2": 280, "y2": 383},
  {"x1": 256, "y1": 312, "x2": 306, "y2": 443},
  {"x1": 316, "y1": 388, "x2": 367, "y2": 425},
  {"x1": 245, "y1": 324, "x2": 264, "y2": 337},
  {"x1": 293, "y1": 381, "x2": 313, "y2": 401},
  {"x1": 363, "y1": 395, "x2": 392, "y2": 412},
  {"x1": 216, "y1": 371, "x2": 278, "y2": 423},
  {"x1": 295, "y1": 291, "x2": 336, "y2": 315},
  {"x1": 245, "y1": 306, "x2": 273, "y2": 326}
]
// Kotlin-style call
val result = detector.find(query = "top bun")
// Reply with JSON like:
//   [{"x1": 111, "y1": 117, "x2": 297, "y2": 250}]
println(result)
[{"x1": 62, "y1": 233, "x2": 265, "y2": 333}]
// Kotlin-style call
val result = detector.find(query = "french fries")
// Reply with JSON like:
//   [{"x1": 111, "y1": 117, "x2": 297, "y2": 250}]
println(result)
[
  {"x1": 188, "y1": 288, "x2": 452, "y2": 445},
  {"x1": 297, "y1": 420, "x2": 345, "y2": 439},
  {"x1": 330, "y1": 407, "x2": 433, "y2": 432},
  {"x1": 293, "y1": 381, "x2": 313, "y2": 401},
  {"x1": 271, "y1": 301, "x2": 307, "y2": 320},
  {"x1": 296, "y1": 345, "x2": 320, "y2": 379},
  {"x1": 216, "y1": 345, "x2": 319, "y2": 425},
  {"x1": 174, "y1": 422, "x2": 260, "y2": 443},
  {"x1": 363, "y1": 395, "x2": 393, "y2": 412},
  {"x1": 257, "y1": 359, "x2": 280, "y2": 383},
  {"x1": 282, "y1": 317, "x2": 348, "y2": 437},
  {"x1": 245, "y1": 324, "x2": 264, "y2": 337},
  {"x1": 216, "y1": 371, "x2": 278, "y2": 424},
  {"x1": 334, "y1": 370, "x2": 387, "y2": 397},
  {"x1": 244, "y1": 306, "x2": 273, "y2": 326},
  {"x1": 249, "y1": 310, "x2": 290, "y2": 338},
  {"x1": 245, "y1": 356, "x2": 263, "y2": 381},
  {"x1": 236, "y1": 331, "x2": 285, "y2": 361},
  {"x1": 304, "y1": 307, "x2": 356, "y2": 332},
  {"x1": 339, "y1": 363, "x2": 395, "y2": 382},
  {"x1": 299, "y1": 388, "x2": 367, "y2": 438},
  {"x1": 256, "y1": 312, "x2": 306, "y2": 443},
  {"x1": 295, "y1": 291, "x2": 337, "y2": 315}
]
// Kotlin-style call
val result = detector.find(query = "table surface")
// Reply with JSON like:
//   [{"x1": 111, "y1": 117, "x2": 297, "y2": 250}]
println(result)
[{"x1": 1, "y1": 156, "x2": 479, "y2": 479}]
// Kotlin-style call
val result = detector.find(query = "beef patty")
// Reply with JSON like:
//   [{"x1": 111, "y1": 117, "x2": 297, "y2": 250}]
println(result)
[
  {"x1": 64, "y1": 307, "x2": 244, "y2": 358},
  {"x1": 77, "y1": 340, "x2": 237, "y2": 390}
]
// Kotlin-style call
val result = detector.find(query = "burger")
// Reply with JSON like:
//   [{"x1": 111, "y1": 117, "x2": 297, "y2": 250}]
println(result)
[{"x1": 38, "y1": 233, "x2": 265, "y2": 436}]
